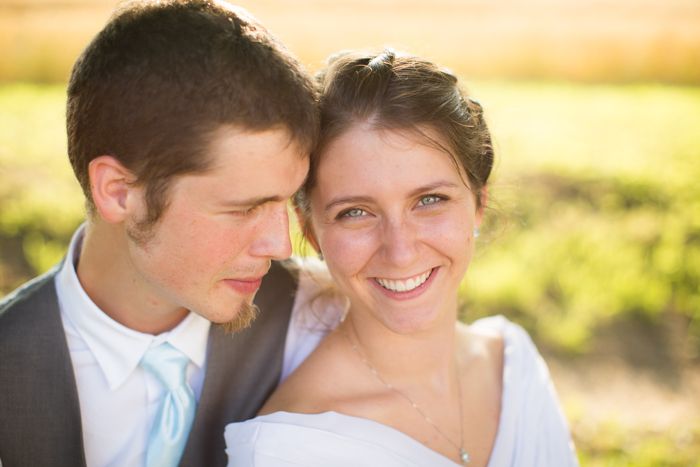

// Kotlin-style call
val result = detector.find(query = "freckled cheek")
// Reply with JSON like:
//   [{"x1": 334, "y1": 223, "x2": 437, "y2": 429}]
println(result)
[
  {"x1": 320, "y1": 229, "x2": 378, "y2": 277},
  {"x1": 419, "y1": 216, "x2": 474, "y2": 255},
  {"x1": 165, "y1": 221, "x2": 250, "y2": 278},
  {"x1": 202, "y1": 230, "x2": 252, "y2": 270}
]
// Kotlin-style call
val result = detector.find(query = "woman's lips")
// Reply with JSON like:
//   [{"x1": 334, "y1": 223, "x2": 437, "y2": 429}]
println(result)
[{"x1": 370, "y1": 267, "x2": 438, "y2": 300}]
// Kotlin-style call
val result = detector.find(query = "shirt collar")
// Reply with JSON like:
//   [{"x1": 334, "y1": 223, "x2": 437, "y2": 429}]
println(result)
[{"x1": 56, "y1": 224, "x2": 211, "y2": 390}]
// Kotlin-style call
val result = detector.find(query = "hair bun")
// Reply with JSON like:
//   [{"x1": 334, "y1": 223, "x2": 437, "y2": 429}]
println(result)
[{"x1": 368, "y1": 48, "x2": 396, "y2": 70}]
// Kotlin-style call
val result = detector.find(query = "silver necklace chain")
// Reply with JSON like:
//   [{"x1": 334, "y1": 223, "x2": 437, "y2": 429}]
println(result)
[{"x1": 343, "y1": 326, "x2": 471, "y2": 465}]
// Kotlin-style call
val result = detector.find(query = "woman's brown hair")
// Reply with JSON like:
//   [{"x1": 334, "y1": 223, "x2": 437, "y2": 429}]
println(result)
[{"x1": 295, "y1": 49, "x2": 494, "y2": 226}]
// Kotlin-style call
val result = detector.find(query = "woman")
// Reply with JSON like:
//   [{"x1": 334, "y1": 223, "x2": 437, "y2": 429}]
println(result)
[{"x1": 225, "y1": 50, "x2": 578, "y2": 466}]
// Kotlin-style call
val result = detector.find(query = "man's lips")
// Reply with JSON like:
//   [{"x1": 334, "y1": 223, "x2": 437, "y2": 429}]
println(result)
[{"x1": 223, "y1": 277, "x2": 264, "y2": 295}]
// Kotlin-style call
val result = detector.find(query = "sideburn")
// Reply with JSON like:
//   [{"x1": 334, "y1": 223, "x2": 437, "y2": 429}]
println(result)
[{"x1": 126, "y1": 217, "x2": 158, "y2": 248}]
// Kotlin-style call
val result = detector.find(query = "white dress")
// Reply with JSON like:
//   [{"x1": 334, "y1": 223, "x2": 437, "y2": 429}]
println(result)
[{"x1": 225, "y1": 263, "x2": 579, "y2": 466}]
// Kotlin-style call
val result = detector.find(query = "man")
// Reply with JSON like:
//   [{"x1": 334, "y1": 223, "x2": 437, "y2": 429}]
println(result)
[{"x1": 0, "y1": 1, "x2": 318, "y2": 466}]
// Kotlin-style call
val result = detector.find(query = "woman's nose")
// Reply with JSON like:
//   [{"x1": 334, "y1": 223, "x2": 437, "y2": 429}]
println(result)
[{"x1": 380, "y1": 217, "x2": 419, "y2": 268}]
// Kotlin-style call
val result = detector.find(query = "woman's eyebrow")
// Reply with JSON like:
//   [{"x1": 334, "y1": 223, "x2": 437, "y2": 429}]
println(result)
[
  {"x1": 407, "y1": 181, "x2": 461, "y2": 197},
  {"x1": 324, "y1": 195, "x2": 373, "y2": 213},
  {"x1": 323, "y1": 181, "x2": 460, "y2": 213}
]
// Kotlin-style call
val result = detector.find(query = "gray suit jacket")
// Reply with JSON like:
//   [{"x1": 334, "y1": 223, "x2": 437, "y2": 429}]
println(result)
[{"x1": 0, "y1": 260, "x2": 298, "y2": 467}]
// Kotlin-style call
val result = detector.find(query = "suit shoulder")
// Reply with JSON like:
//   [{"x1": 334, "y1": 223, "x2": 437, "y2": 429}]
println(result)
[{"x1": 0, "y1": 266, "x2": 60, "y2": 323}]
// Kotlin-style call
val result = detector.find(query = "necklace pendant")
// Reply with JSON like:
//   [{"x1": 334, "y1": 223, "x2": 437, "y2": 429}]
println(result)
[{"x1": 460, "y1": 448, "x2": 471, "y2": 464}]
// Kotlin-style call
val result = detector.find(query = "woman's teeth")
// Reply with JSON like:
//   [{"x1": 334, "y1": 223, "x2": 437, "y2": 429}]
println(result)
[{"x1": 375, "y1": 270, "x2": 432, "y2": 292}]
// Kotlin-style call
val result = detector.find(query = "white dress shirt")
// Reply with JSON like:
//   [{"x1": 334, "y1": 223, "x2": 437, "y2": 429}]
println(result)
[{"x1": 55, "y1": 226, "x2": 330, "y2": 467}]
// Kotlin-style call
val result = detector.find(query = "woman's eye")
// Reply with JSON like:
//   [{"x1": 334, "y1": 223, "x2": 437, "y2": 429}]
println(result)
[
  {"x1": 417, "y1": 195, "x2": 444, "y2": 207},
  {"x1": 338, "y1": 208, "x2": 366, "y2": 219}
]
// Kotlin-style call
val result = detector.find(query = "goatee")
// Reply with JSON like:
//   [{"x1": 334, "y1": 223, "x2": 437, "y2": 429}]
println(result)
[{"x1": 221, "y1": 301, "x2": 260, "y2": 334}]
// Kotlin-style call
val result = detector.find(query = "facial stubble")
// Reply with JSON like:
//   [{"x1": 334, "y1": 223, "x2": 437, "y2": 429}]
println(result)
[{"x1": 221, "y1": 301, "x2": 260, "y2": 334}]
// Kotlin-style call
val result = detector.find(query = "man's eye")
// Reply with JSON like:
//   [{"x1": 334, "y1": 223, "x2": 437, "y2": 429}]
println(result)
[
  {"x1": 231, "y1": 205, "x2": 259, "y2": 216},
  {"x1": 417, "y1": 195, "x2": 445, "y2": 207},
  {"x1": 337, "y1": 208, "x2": 366, "y2": 219}
]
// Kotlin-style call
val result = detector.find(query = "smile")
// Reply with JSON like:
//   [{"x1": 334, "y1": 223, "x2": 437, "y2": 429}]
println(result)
[{"x1": 374, "y1": 269, "x2": 433, "y2": 293}]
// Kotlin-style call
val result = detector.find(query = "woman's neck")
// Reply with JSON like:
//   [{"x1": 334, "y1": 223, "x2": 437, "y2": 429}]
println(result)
[{"x1": 340, "y1": 307, "x2": 460, "y2": 390}]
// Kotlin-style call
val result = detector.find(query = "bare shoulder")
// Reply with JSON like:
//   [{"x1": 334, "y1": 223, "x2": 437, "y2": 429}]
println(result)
[{"x1": 259, "y1": 329, "x2": 358, "y2": 416}]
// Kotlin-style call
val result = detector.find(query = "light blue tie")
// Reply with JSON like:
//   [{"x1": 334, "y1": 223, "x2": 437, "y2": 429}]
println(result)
[{"x1": 140, "y1": 342, "x2": 196, "y2": 467}]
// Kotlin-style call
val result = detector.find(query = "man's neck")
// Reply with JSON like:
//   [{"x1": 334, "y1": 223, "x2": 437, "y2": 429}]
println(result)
[{"x1": 76, "y1": 222, "x2": 188, "y2": 335}]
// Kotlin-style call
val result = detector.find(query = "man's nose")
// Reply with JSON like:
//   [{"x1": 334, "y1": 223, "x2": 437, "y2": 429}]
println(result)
[{"x1": 251, "y1": 204, "x2": 293, "y2": 260}]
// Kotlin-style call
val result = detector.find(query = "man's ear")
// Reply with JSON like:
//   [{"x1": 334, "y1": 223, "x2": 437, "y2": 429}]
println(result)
[
  {"x1": 476, "y1": 186, "x2": 489, "y2": 227},
  {"x1": 294, "y1": 206, "x2": 320, "y2": 253},
  {"x1": 88, "y1": 155, "x2": 139, "y2": 224}
]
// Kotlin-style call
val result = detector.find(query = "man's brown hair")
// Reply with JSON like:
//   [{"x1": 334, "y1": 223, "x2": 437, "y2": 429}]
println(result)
[{"x1": 67, "y1": 0, "x2": 318, "y2": 226}]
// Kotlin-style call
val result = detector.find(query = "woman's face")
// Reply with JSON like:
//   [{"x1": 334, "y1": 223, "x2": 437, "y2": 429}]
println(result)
[{"x1": 308, "y1": 124, "x2": 482, "y2": 334}]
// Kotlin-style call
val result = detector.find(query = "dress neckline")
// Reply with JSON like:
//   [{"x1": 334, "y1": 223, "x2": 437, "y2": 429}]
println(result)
[{"x1": 254, "y1": 315, "x2": 517, "y2": 467}]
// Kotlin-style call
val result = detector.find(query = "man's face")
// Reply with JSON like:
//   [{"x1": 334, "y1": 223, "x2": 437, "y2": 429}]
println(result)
[{"x1": 125, "y1": 125, "x2": 308, "y2": 329}]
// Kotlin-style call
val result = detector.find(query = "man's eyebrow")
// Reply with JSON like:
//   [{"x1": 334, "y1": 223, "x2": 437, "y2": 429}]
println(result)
[
  {"x1": 324, "y1": 181, "x2": 461, "y2": 213},
  {"x1": 220, "y1": 195, "x2": 287, "y2": 207}
]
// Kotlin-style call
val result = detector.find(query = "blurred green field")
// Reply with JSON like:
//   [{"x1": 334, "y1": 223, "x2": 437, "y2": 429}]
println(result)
[
  {"x1": 467, "y1": 82, "x2": 700, "y2": 351},
  {"x1": 2, "y1": 81, "x2": 699, "y2": 466}
]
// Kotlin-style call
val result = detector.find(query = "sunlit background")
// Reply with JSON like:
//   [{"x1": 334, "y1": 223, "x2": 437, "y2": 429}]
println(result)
[{"x1": 1, "y1": 0, "x2": 699, "y2": 464}]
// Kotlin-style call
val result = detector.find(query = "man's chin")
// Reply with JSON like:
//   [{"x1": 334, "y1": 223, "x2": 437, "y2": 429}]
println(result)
[{"x1": 220, "y1": 301, "x2": 260, "y2": 334}]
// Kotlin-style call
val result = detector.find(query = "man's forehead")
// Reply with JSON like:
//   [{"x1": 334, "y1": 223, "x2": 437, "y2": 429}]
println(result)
[
  {"x1": 176, "y1": 129, "x2": 309, "y2": 197},
  {"x1": 204, "y1": 124, "x2": 306, "y2": 158}
]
